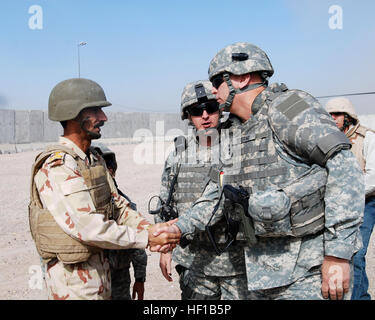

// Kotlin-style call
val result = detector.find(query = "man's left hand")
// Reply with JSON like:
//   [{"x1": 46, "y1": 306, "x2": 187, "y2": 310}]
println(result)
[
  {"x1": 321, "y1": 255, "x2": 350, "y2": 300},
  {"x1": 132, "y1": 281, "x2": 144, "y2": 300}
]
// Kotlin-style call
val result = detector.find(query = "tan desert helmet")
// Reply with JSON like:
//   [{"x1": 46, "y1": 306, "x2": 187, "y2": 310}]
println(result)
[{"x1": 325, "y1": 97, "x2": 358, "y2": 122}]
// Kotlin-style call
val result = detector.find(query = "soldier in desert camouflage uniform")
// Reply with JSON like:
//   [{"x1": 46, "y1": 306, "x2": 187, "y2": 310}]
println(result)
[
  {"x1": 154, "y1": 80, "x2": 249, "y2": 300},
  {"x1": 28, "y1": 78, "x2": 179, "y2": 300},
  {"x1": 94, "y1": 144, "x2": 148, "y2": 300},
  {"x1": 169, "y1": 42, "x2": 364, "y2": 300}
]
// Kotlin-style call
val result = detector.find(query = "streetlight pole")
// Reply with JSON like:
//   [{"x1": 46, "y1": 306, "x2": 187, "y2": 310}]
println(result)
[{"x1": 77, "y1": 42, "x2": 87, "y2": 78}]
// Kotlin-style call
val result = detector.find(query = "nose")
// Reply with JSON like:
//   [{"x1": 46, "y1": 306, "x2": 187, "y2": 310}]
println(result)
[
  {"x1": 98, "y1": 108, "x2": 108, "y2": 122},
  {"x1": 201, "y1": 110, "x2": 209, "y2": 119}
]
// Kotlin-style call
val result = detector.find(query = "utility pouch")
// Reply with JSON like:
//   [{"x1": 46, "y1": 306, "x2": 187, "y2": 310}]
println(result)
[{"x1": 248, "y1": 165, "x2": 327, "y2": 237}]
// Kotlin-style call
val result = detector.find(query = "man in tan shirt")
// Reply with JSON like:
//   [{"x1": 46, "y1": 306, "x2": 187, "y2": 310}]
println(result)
[{"x1": 29, "y1": 78, "x2": 179, "y2": 300}]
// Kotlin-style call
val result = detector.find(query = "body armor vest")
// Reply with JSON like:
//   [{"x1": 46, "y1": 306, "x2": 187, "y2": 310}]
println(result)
[
  {"x1": 222, "y1": 85, "x2": 327, "y2": 238},
  {"x1": 29, "y1": 144, "x2": 113, "y2": 264},
  {"x1": 170, "y1": 138, "x2": 232, "y2": 256}
]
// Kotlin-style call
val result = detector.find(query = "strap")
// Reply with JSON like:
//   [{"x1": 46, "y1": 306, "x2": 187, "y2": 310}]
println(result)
[
  {"x1": 241, "y1": 130, "x2": 271, "y2": 143},
  {"x1": 241, "y1": 141, "x2": 268, "y2": 155},
  {"x1": 223, "y1": 167, "x2": 287, "y2": 183},
  {"x1": 242, "y1": 155, "x2": 278, "y2": 167}
]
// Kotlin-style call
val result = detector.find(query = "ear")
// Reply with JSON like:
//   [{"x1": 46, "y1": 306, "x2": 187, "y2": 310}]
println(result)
[{"x1": 239, "y1": 74, "x2": 251, "y2": 89}]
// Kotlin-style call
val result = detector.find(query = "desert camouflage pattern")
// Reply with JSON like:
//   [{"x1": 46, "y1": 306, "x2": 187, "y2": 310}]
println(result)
[
  {"x1": 224, "y1": 84, "x2": 364, "y2": 294},
  {"x1": 208, "y1": 42, "x2": 274, "y2": 80},
  {"x1": 156, "y1": 134, "x2": 248, "y2": 299},
  {"x1": 33, "y1": 137, "x2": 150, "y2": 300},
  {"x1": 180, "y1": 80, "x2": 216, "y2": 120},
  {"x1": 107, "y1": 248, "x2": 147, "y2": 300}
]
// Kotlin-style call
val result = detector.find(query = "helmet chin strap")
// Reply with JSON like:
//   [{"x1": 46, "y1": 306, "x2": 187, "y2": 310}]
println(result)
[{"x1": 220, "y1": 73, "x2": 268, "y2": 112}]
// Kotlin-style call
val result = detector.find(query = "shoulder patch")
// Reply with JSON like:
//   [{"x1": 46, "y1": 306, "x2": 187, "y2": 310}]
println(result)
[
  {"x1": 275, "y1": 93, "x2": 311, "y2": 121},
  {"x1": 47, "y1": 152, "x2": 66, "y2": 167}
]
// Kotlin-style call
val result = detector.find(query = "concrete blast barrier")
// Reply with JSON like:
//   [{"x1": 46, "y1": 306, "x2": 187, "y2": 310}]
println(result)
[{"x1": 0, "y1": 110, "x2": 15, "y2": 144}]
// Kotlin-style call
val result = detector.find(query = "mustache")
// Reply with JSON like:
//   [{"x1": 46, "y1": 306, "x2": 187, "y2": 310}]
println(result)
[{"x1": 94, "y1": 121, "x2": 105, "y2": 128}]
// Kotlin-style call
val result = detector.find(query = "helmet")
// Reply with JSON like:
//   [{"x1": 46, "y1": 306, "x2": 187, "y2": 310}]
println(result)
[
  {"x1": 325, "y1": 97, "x2": 358, "y2": 122},
  {"x1": 93, "y1": 144, "x2": 117, "y2": 172},
  {"x1": 180, "y1": 80, "x2": 218, "y2": 120},
  {"x1": 208, "y1": 42, "x2": 274, "y2": 81},
  {"x1": 48, "y1": 78, "x2": 112, "y2": 121},
  {"x1": 208, "y1": 42, "x2": 274, "y2": 112}
]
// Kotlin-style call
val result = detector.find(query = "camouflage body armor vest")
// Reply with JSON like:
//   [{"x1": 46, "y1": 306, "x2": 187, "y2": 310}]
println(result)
[
  {"x1": 169, "y1": 136, "x2": 235, "y2": 265},
  {"x1": 29, "y1": 144, "x2": 113, "y2": 264},
  {"x1": 222, "y1": 84, "x2": 332, "y2": 238}
]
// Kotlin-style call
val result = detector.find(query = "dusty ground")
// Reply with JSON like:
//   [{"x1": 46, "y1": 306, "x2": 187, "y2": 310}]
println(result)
[{"x1": 0, "y1": 142, "x2": 374, "y2": 300}]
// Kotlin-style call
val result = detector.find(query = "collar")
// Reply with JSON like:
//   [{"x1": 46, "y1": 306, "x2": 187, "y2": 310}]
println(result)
[{"x1": 59, "y1": 136, "x2": 88, "y2": 161}]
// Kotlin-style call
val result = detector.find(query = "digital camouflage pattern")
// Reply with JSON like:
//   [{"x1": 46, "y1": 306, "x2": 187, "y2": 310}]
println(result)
[
  {"x1": 208, "y1": 42, "x2": 274, "y2": 80},
  {"x1": 34, "y1": 137, "x2": 150, "y2": 300},
  {"x1": 177, "y1": 84, "x2": 364, "y2": 299},
  {"x1": 227, "y1": 85, "x2": 363, "y2": 296},
  {"x1": 180, "y1": 80, "x2": 217, "y2": 120},
  {"x1": 107, "y1": 248, "x2": 147, "y2": 300},
  {"x1": 156, "y1": 133, "x2": 248, "y2": 299}
]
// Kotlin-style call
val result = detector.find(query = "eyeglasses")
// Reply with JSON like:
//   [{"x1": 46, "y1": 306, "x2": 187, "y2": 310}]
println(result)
[
  {"x1": 188, "y1": 101, "x2": 219, "y2": 117},
  {"x1": 211, "y1": 74, "x2": 224, "y2": 89}
]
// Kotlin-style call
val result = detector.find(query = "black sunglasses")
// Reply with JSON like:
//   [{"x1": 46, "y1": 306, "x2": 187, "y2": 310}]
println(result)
[
  {"x1": 211, "y1": 74, "x2": 225, "y2": 89},
  {"x1": 188, "y1": 101, "x2": 219, "y2": 117}
]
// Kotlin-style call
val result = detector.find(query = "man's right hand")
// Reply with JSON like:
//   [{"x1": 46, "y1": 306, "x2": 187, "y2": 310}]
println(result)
[
  {"x1": 148, "y1": 219, "x2": 181, "y2": 252},
  {"x1": 159, "y1": 252, "x2": 173, "y2": 282}
]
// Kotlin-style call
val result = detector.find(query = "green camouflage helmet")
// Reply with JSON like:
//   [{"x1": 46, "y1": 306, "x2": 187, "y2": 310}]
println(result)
[
  {"x1": 208, "y1": 42, "x2": 274, "y2": 81},
  {"x1": 48, "y1": 78, "x2": 112, "y2": 121},
  {"x1": 180, "y1": 80, "x2": 217, "y2": 120}
]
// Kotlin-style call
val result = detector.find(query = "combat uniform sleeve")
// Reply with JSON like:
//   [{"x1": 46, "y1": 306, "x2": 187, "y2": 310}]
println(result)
[
  {"x1": 34, "y1": 153, "x2": 149, "y2": 250},
  {"x1": 130, "y1": 249, "x2": 148, "y2": 281},
  {"x1": 363, "y1": 131, "x2": 375, "y2": 195},
  {"x1": 268, "y1": 90, "x2": 364, "y2": 260},
  {"x1": 323, "y1": 149, "x2": 364, "y2": 259},
  {"x1": 175, "y1": 180, "x2": 221, "y2": 235}
]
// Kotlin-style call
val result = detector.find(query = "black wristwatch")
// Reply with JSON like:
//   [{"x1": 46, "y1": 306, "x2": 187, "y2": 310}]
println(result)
[{"x1": 135, "y1": 277, "x2": 146, "y2": 283}]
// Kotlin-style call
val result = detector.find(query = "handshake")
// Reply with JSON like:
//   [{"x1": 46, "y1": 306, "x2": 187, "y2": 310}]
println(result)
[{"x1": 147, "y1": 219, "x2": 181, "y2": 253}]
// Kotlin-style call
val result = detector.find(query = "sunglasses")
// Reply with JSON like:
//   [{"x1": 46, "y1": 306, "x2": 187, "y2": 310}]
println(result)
[
  {"x1": 211, "y1": 74, "x2": 225, "y2": 89},
  {"x1": 188, "y1": 101, "x2": 219, "y2": 117}
]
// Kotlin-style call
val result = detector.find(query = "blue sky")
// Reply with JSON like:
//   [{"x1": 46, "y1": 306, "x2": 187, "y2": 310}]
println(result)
[{"x1": 1, "y1": 0, "x2": 375, "y2": 114}]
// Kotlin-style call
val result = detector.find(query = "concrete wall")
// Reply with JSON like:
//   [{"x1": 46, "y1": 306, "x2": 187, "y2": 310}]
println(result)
[
  {"x1": 1, "y1": 109, "x2": 375, "y2": 154},
  {"x1": 0, "y1": 110, "x2": 188, "y2": 153}
]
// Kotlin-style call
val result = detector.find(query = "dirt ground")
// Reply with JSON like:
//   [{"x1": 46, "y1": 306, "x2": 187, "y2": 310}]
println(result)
[{"x1": 0, "y1": 142, "x2": 374, "y2": 300}]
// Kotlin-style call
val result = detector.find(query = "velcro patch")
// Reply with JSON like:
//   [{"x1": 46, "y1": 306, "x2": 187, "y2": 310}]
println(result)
[{"x1": 47, "y1": 152, "x2": 66, "y2": 167}]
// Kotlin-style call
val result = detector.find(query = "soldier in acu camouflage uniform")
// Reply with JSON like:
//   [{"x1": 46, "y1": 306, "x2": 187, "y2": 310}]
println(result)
[
  {"x1": 28, "y1": 78, "x2": 179, "y2": 300},
  {"x1": 94, "y1": 144, "x2": 148, "y2": 300},
  {"x1": 154, "y1": 80, "x2": 249, "y2": 300},
  {"x1": 166, "y1": 42, "x2": 365, "y2": 300},
  {"x1": 206, "y1": 42, "x2": 364, "y2": 300}
]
